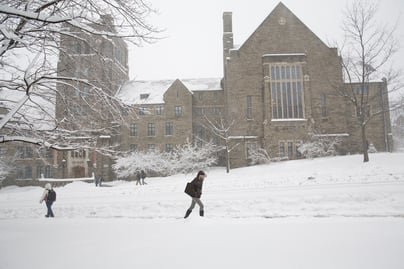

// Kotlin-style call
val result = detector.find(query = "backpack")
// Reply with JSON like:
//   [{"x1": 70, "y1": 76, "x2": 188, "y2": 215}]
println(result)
[{"x1": 47, "y1": 189, "x2": 56, "y2": 202}]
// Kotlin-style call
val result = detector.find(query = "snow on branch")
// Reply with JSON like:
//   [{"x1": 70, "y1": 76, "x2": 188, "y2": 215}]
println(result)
[{"x1": 113, "y1": 140, "x2": 219, "y2": 178}]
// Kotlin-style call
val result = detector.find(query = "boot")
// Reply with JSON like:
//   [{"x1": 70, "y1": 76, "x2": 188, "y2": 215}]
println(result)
[
  {"x1": 199, "y1": 210, "x2": 204, "y2": 217},
  {"x1": 184, "y1": 209, "x2": 192, "y2": 219}
]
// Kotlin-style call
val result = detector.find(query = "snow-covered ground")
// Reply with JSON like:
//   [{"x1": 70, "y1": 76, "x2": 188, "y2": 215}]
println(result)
[{"x1": 1, "y1": 153, "x2": 404, "y2": 269}]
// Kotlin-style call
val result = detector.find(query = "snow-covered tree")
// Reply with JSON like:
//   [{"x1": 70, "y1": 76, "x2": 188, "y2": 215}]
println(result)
[
  {"x1": 0, "y1": 0, "x2": 158, "y2": 152},
  {"x1": 298, "y1": 136, "x2": 342, "y2": 159},
  {"x1": 113, "y1": 140, "x2": 219, "y2": 178},
  {"x1": 248, "y1": 147, "x2": 271, "y2": 165},
  {"x1": 172, "y1": 140, "x2": 218, "y2": 174},
  {"x1": 113, "y1": 150, "x2": 173, "y2": 178}
]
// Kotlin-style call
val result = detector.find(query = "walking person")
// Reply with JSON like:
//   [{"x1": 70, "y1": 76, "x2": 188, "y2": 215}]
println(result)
[
  {"x1": 39, "y1": 183, "x2": 56, "y2": 218},
  {"x1": 184, "y1": 171, "x2": 207, "y2": 218},
  {"x1": 140, "y1": 170, "x2": 147, "y2": 185},
  {"x1": 135, "y1": 171, "x2": 141, "y2": 185}
]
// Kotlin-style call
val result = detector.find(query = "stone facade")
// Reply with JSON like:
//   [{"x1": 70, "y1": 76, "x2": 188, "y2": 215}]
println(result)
[
  {"x1": 222, "y1": 3, "x2": 392, "y2": 168},
  {"x1": 117, "y1": 78, "x2": 224, "y2": 157},
  {"x1": 1, "y1": 3, "x2": 393, "y2": 184},
  {"x1": 54, "y1": 15, "x2": 129, "y2": 180}
]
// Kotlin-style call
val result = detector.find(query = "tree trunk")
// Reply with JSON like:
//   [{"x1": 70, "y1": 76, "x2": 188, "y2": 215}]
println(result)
[
  {"x1": 361, "y1": 124, "x2": 369, "y2": 162},
  {"x1": 226, "y1": 148, "x2": 230, "y2": 174}
]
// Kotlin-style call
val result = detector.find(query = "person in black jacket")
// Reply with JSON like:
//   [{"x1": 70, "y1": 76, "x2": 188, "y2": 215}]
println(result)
[{"x1": 184, "y1": 170, "x2": 206, "y2": 218}]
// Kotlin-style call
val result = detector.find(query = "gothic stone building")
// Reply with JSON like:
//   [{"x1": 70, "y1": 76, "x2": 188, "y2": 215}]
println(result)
[
  {"x1": 117, "y1": 3, "x2": 392, "y2": 169},
  {"x1": 1, "y1": 3, "x2": 393, "y2": 183},
  {"x1": 55, "y1": 15, "x2": 129, "y2": 179},
  {"x1": 220, "y1": 3, "x2": 392, "y2": 167},
  {"x1": 0, "y1": 15, "x2": 129, "y2": 184}
]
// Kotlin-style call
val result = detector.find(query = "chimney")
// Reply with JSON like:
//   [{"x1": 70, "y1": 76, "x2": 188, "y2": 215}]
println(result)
[
  {"x1": 223, "y1": 12, "x2": 234, "y2": 76},
  {"x1": 223, "y1": 12, "x2": 234, "y2": 51}
]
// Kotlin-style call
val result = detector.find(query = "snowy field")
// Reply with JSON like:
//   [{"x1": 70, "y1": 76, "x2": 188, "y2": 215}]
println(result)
[{"x1": 1, "y1": 153, "x2": 404, "y2": 269}]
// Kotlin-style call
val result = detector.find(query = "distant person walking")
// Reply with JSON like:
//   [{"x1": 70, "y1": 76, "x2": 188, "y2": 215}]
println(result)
[
  {"x1": 184, "y1": 171, "x2": 206, "y2": 218},
  {"x1": 39, "y1": 183, "x2": 56, "y2": 218},
  {"x1": 140, "y1": 170, "x2": 147, "y2": 185},
  {"x1": 135, "y1": 171, "x2": 142, "y2": 185}
]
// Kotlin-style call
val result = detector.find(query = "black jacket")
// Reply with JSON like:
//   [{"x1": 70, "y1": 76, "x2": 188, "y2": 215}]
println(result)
[{"x1": 190, "y1": 177, "x2": 204, "y2": 198}]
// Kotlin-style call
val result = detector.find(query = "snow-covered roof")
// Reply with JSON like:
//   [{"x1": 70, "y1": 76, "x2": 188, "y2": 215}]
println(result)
[
  {"x1": 228, "y1": 136, "x2": 259, "y2": 140},
  {"x1": 117, "y1": 78, "x2": 222, "y2": 105},
  {"x1": 181, "y1": 78, "x2": 222, "y2": 92},
  {"x1": 262, "y1": 53, "x2": 306, "y2": 57},
  {"x1": 314, "y1": 133, "x2": 350, "y2": 137}
]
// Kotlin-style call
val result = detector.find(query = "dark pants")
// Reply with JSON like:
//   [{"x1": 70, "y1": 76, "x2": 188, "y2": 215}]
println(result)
[{"x1": 46, "y1": 201, "x2": 54, "y2": 217}]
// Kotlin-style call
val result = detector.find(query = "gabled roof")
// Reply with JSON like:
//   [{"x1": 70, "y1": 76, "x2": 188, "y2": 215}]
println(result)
[
  {"x1": 237, "y1": 2, "x2": 329, "y2": 52},
  {"x1": 116, "y1": 78, "x2": 222, "y2": 105}
]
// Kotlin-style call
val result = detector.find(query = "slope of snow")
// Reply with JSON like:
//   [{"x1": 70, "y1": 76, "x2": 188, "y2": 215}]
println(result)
[{"x1": 0, "y1": 153, "x2": 403, "y2": 269}]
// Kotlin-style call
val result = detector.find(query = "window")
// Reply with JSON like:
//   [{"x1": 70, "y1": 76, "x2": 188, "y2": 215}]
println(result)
[
  {"x1": 130, "y1": 123, "x2": 138, "y2": 136},
  {"x1": 246, "y1": 142, "x2": 257, "y2": 158},
  {"x1": 353, "y1": 86, "x2": 369, "y2": 95},
  {"x1": 279, "y1": 141, "x2": 302, "y2": 159},
  {"x1": 139, "y1": 107, "x2": 147, "y2": 116},
  {"x1": 17, "y1": 146, "x2": 33, "y2": 159},
  {"x1": 279, "y1": 142, "x2": 285, "y2": 157},
  {"x1": 71, "y1": 149, "x2": 86, "y2": 158},
  {"x1": 37, "y1": 165, "x2": 44, "y2": 179},
  {"x1": 44, "y1": 166, "x2": 52, "y2": 178},
  {"x1": 16, "y1": 167, "x2": 24, "y2": 179},
  {"x1": 40, "y1": 148, "x2": 52, "y2": 159},
  {"x1": 130, "y1": 144, "x2": 138, "y2": 152},
  {"x1": 148, "y1": 144, "x2": 156, "y2": 151},
  {"x1": 270, "y1": 64, "x2": 304, "y2": 119},
  {"x1": 320, "y1": 93, "x2": 327, "y2": 118},
  {"x1": 198, "y1": 93, "x2": 203, "y2": 100},
  {"x1": 287, "y1": 141, "x2": 293, "y2": 159},
  {"x1": 140, "y1": 94, "x2": 150, "y2": 100},
  {"x1": 246, "y1": 96, "x2": 253, "y2": 119},
  {"x1": 175, "y1": 106, "x2": 182, "y2": 117},
  {"x1": 37, "y1": 165, "x2": 51, "y2": 178},
  {"x1": 295, "y1": 141, "x2": 302, "y2": 158},
  {"x1": 165, "y1": 122, "x2": 173, "y2": 136},
  {"x1": 156, "y1": 106, "x2": 164, "y2": 115},
  {"x1": 147, "y1": 123, "x2": 156, "y2": 136},
  {"x1": 25, "y1": 166, "x2": 32, "y2": 179},
  {"x1": 165, "y1": 144, "x2": 173, "y2": 152}
]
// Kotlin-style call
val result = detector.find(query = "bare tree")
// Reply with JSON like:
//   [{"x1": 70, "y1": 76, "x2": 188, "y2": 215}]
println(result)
[
  {"x1": 337, "y1": 0, "x2": 402, "y2": 162},
  {"x1": 202, "y1": 116, "x2": 240, "y2": 173},
  {"x1": 0, "y1": 0, "x2": 159, "y2": 152}
]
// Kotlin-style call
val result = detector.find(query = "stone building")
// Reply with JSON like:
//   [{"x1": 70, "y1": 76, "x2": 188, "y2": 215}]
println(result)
[
  {"x1": 117, "y1": 78, "x2": 224, "y2": 155},
  {"x1": 0, "y1": 15, "x2": 129, "y2": 184},
  {"x1": 54, "y1": 14, "x2": 129, "y2": 179},
  {"x1": 221, "y1": 3, "x2": 392, "y2": 167},
  {"x1": 1, "y1": 3, "x2": 393, "y2": 183}
]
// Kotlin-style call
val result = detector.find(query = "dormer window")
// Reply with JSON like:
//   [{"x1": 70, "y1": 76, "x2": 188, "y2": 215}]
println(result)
[{"x1": 140, "y1": 94, "x2": 150, "y2": 99}]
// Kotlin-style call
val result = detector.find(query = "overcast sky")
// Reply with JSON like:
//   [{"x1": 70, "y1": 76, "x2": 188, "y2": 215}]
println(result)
[{"x1": 128, "y1": 0, "x2": 404, "y2": 83}]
